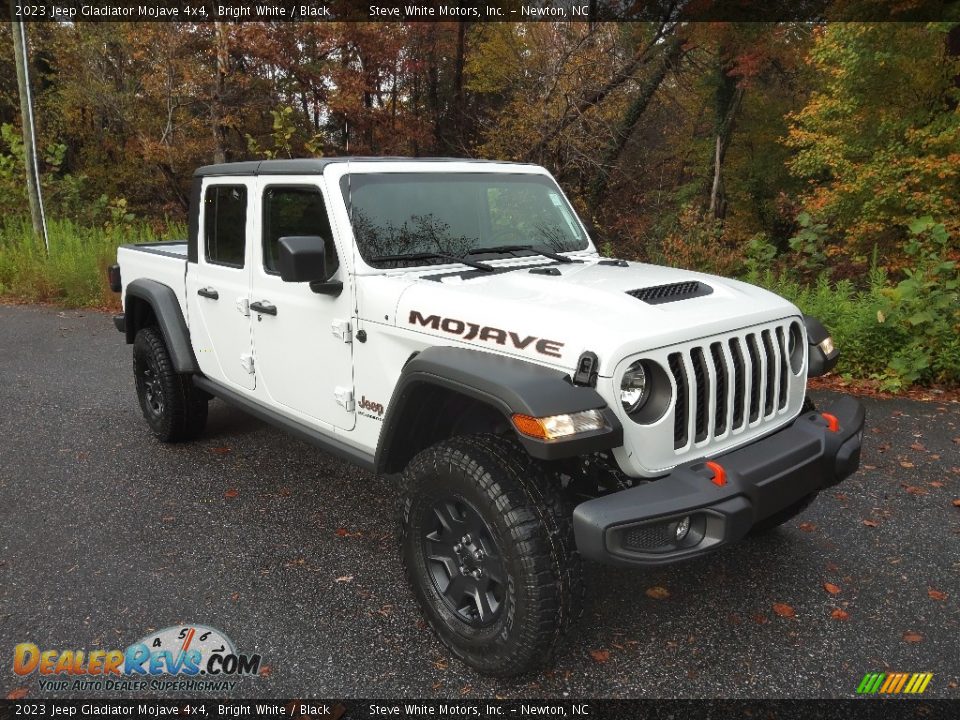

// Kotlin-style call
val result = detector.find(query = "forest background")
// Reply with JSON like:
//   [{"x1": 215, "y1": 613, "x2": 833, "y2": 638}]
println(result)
[{"x1": 1, "y1": 19, "x2": 958, "y2": 390}]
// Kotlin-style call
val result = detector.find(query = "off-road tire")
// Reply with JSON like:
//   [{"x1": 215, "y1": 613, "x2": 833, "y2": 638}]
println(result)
[
  {"x1": 400, "y1": 434, "x2": 583, "y2": 676},
  {"x1": 750, "y1": 491, "x2": 820, "y2": 535},
  {"x1": 133, "y1": 327, "x2": 208, "y2": 442}
]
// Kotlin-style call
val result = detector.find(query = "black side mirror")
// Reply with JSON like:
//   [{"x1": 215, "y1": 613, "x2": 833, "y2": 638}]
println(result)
[{"x1": 278, "y1": 236, "x2": 342, "y2": 296}]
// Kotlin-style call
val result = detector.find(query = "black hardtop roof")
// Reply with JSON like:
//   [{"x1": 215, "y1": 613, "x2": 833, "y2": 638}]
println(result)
[{"x1": 194, "y1": 157, "x2": 528, "y2": 177}]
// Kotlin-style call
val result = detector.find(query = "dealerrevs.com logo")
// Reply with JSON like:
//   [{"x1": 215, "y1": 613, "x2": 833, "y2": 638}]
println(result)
[{"x1": 13, "y1": 625, "x2": 263, "y2": 693}]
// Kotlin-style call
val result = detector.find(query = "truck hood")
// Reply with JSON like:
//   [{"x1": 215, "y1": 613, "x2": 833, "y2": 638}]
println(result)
[{"x1": 391, "y1": 258, "x2": 802, "y2": 377}]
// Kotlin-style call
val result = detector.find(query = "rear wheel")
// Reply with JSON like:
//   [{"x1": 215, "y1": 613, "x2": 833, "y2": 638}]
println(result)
[
  {"x1": 133, "y1": 327, "x2": 208, "y2": 442},
  {"x1": 400, "y1": 434, "x2": 582, "y2": 677}
]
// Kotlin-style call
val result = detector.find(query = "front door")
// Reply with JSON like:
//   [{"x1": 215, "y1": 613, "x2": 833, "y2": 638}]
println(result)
[
  {"x1": 249, "y1": 180, "x2": 355, "y2": 430},
  {"x1": 186, "y1": 181, "x2": 255, "y2": 391}
]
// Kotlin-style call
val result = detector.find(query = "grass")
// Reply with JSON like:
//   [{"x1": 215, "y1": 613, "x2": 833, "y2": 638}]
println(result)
[{"x1": 0, "y1": 217, "x2": 181, "y2": 309}]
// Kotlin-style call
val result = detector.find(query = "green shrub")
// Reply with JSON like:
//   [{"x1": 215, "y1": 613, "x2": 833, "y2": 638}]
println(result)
[{"x1": 749, "y1": 219, "x2": 959, "y2": 390}]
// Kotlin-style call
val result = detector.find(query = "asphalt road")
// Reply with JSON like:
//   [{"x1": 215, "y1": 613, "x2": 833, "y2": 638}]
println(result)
[{"x1": 0, "y1": 304, "x2": 957, "y2": 700}]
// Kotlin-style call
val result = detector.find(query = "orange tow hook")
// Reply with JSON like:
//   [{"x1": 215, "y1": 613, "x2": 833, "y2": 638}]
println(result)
[
  {"x1": 821, "y1": 412, "x2": 840, "y2": 432},
  {"x1": 705, "y1": 461, "x2": 727, "y2": 487}
]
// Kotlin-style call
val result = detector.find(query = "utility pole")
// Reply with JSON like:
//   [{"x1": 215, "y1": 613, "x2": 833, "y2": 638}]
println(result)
[{"x1": 11, "y1": 14, "x2": 49, "y2": 253}]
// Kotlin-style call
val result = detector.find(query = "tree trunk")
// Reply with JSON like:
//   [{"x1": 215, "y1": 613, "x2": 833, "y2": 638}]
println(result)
[
  {"x1": 707, "y1": 60, "x2": 744, "y2": 220},
  {"x1": 531, "y1": 22, "x2": 675, "y2": 159},
  {"x1": 10, "y1": 17, "x2": 45, "y2": 248},
  {"x1": 211, "y1": 21, "x2": 228, "y2": 164},
  {"x1": 588, "y1": 36, "x2": 682, "y2": 210},
  {"x1": 948, "y1": 23, "x2": 960, "y2": 110},
  {"x1": 452, "y1": 22, "x2": 466, "y2": 143}
]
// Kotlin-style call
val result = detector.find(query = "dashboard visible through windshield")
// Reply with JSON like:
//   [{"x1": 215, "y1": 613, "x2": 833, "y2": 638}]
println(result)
[{"x1": 338, "y1": 172, "x2": 590, "y2": 268}]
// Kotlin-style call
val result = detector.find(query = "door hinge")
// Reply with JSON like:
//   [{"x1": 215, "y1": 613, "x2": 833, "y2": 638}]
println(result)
[
  {"x1": 334, "y1": 386, "x2": 355, "y2": 411},
  {"x1": 240, "y1": 353, "x2": 255, "y2": 374},
  {"x1": 236, "y1": 297, "x2": 250, "y2": 317},
  {"x1": 331, "y1": 319, "x2": 352, "y2": 343}
]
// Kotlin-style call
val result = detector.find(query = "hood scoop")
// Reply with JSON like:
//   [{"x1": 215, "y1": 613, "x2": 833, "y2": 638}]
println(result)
[{"x1": 627, "y1": 280, "x2": 713, "y2": 305}]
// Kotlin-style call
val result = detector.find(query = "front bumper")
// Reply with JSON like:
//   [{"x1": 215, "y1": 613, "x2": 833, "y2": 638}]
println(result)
[{"x1": 572, "y1": 396, "x2": 865, "y2": 567}]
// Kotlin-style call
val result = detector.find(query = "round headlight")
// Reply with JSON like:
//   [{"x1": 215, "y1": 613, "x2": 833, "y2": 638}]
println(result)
[{"x1": 620, "y1": 360, "x2": 649, "y2": 414}]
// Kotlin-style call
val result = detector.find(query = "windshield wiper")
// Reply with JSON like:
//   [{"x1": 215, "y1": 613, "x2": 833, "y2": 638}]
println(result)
[
  {"x1": 369, "y1": 251, "x2": 495, "y2": 272},
  {"x1": 465, "y1": 244, "x2": 574, "y2": 263}
]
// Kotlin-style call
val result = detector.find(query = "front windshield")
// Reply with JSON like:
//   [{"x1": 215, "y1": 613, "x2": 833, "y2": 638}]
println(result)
[{"x1": 339, "y1": 172, "x2": 590, "y2": 267}]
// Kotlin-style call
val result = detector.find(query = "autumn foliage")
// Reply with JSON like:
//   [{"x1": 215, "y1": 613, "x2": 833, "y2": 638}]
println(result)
[{"x1": 0, "y1": 20, "x2": 957, "y2": 387}]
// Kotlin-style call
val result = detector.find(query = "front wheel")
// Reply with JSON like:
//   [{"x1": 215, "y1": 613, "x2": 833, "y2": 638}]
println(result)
[
  {"x1": 133, "y1": 327, "x2": 208, "y2": 442},
  {"x1": 400, "y1": 434, "x2": 583, "y2": 677}
]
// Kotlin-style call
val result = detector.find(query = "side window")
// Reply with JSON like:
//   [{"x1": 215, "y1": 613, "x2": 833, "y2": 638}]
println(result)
[
  {"x1": 262, "y1": 186, "x2": 339, "y2": 277},
  {"x1": 204, "y1": 185, "x2": 247, "y2": 268}
]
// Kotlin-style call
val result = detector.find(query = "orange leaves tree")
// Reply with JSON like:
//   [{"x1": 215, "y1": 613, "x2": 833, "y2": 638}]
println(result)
[{"x1": 785, "y1": 23, "x2": 960, "y2": 273}]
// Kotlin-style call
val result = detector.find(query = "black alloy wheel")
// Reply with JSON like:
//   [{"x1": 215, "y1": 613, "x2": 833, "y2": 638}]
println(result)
[{"x1": 422, "y1": 496, "x2": 506, "y2": 626}]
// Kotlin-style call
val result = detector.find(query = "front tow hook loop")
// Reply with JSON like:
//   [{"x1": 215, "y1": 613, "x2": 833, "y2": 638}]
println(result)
[
  {"x1": 705, "y1": 461, "x2": 727, "y2": 487},
  {"x1": 821, "y1": 412, "x2": 840, "y2": 432}
]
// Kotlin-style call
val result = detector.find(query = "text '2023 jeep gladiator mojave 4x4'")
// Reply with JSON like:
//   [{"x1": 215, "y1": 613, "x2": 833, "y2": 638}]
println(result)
[{"x1": 110, "y1": 158, "x2": 865, "y2": 676}]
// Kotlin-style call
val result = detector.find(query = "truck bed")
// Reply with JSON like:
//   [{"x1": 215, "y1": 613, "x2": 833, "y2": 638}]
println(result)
[{"x1": 117, "y1": 241, "x2": 188, "y2": 316}]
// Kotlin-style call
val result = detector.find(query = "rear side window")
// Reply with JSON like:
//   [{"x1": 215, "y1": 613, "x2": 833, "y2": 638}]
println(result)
[
  {"x1": 262, "y1": 186, "x2": 339, "y2": 277},
  {"x1": 204, "y1": 185, "x2": 247, "y2": 267}
]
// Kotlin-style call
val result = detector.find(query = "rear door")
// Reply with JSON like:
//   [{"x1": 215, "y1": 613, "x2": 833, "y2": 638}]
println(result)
[
  {"x1": 248, "y1": 178, "x2": 355, "y2": 430},
  {"x1": 186, "y1": 181, "x2": 255, "y2": 391}
]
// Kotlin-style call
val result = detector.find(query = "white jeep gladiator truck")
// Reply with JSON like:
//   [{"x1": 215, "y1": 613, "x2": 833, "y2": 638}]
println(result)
[{"x1": 110, "y1": 158, "x2": 865, "y2": 676}]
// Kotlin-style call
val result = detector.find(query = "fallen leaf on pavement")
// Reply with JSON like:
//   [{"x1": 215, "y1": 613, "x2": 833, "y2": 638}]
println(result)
[
  {"x1": 798, "y1": 522, "x2": 816, "y2": 532},
  {"x1": 645, "y1": 586, "x2": 670, "y2": 600},
  {"x1": 910, "y1": 442, "x2": 926, "y2": 452},
  {"x1": 929, "y1": 481, "x2": 945, "y2": 488},
  {"x1": 335, "y1": 575, "x2": 353, "y2": 583},
  {"x1": 772, "y1": 603, "x2": 796, "y2": 619},
  {"x1": 752, "y1": 613, "x2": 769, "y2": 624},
  {"x1": 824, "y1": 583, "x2": 841, "y2": 595},
  {"x1": 6, "y1": 689, "x2": 28, "y2": 700},
  {"x1": 589, "y1": 649, "x2": 610, "y2": 663},
  {"x1": 335, "y1": 527, "x2": 350, "y2": 537},
  {"x1": 863, "y1": 519, "x2": 879, "y2": 527},
  {"x1": 211, "y1": 446, "x2": 232, "y2": 455},
  {"x1": 899, "y1": 461, "x2": 915, "y2": 469},
  {"x1": 928, "y1": 589, "x2": 947, "y2": 601},
  {"x1": 224, "y1": 488, "x2": 239, "y2": 498},
  {"x1": 952, "y1": 499, "x2": 960, "y2": 507},
  {"x1": 830, "y1": 609, "x2": 849, "y2": 621},
  {"x1": 902, "y1": 485, "x2": 927, "y2": 495},
  {"x1": 902, "y1": 631, "x2": 924, "y2": 643},
  {"x1": 259, "y1": 665, "x2": 272, "y2": 677}
]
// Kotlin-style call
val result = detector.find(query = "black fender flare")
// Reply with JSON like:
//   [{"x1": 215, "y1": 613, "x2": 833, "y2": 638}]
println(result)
[
  {"x1": 124, "y1": 279, "x2": 200, "y2": 374},
  {"x1": 374, "y1": 346, "x2": 622, "y2": 473}
]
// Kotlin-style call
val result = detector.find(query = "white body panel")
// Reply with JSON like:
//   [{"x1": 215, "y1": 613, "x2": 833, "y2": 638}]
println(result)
[
  {"x1": 248, "y1": 175, "x2": 356, "y2": 431},
  {"x1": 119, "y1": 160, "x2": 810, "y2": 478}
]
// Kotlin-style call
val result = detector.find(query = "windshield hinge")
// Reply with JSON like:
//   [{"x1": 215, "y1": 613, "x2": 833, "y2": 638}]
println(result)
[
  {"x1": 239, "y1": 353, "x2": 255, "y2": 375},
  {"x1": 236, "y1": 297, "x2": 250, "y2": 317},
  {"x1": 332, "y1": 319, "x2": 352, "y2": 343}
]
